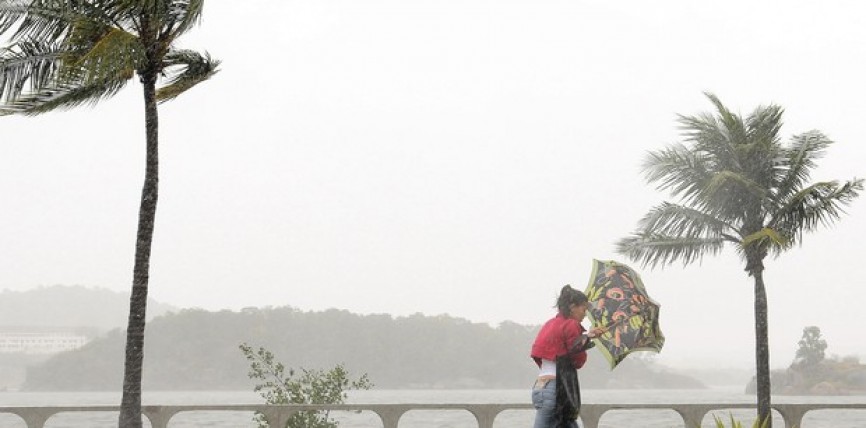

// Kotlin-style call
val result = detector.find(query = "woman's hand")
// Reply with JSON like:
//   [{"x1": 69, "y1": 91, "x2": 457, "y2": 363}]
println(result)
[{"x1": 587, "y1": 327, "x2": 605, "y2": 338}]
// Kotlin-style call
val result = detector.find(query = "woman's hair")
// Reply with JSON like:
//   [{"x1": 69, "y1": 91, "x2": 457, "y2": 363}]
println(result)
[{"x1": 556, "y1": 284, "x2": 588, "y2": 316}]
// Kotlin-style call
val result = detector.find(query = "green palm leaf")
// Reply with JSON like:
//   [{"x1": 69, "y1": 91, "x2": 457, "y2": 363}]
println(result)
[
  {"x1": 770, "y1": 179, "x2": 864, "y2": 249},
  {"x1": 0, "y1": 39, "x2": 64, "y2": 101},
  {"x1": 156, "y1": 48, "x2": 218, "y2": 102},
  {"x1": 1, "y1": 0, "x2": 217, "y2": 114},
  {"x1": 616, "y1": 232, "x2": 726, "y2": 268},
  {"x1": 1, "y1": 76, "x2": 127, "y2": 114}
]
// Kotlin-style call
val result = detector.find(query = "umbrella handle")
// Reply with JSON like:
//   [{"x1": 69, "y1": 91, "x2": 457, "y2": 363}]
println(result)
[{"x1": 595, "y1": 313, "x2": 630, "y2": 333}]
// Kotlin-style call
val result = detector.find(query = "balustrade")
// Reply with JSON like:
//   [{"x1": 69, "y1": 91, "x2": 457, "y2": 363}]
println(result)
[{"x1": 2, "y1": 402, "x2": 865, "y2": 428}]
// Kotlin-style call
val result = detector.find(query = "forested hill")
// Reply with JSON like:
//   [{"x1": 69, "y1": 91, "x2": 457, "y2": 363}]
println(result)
[{"x1": 24, "y1": 306, "x2": 703, "y2": 391}]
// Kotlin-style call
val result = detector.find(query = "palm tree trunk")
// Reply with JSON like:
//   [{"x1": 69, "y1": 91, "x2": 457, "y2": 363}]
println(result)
[
  {"x1": 118, "y1": 73, "x2": 159, "y2": 428},
  {"x1": 753, "y1": 268, "x2": 772, "y2": 427}
]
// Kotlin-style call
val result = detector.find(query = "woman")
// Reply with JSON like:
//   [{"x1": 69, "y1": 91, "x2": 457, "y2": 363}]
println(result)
[{"x1": 530, "y1": 285, "x2": 603, "y2": 428}]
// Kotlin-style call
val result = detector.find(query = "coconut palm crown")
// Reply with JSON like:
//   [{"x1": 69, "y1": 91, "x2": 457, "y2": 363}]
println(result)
[
  {"x1": 0, "y1": 0, "x2": 218, "y2": 113},
  {"x1": 616, "y1": 93, "x2": 861, "y2": 427},
  {"x1": 1, "y1": 1, "x2": 218, "y2": 427}
]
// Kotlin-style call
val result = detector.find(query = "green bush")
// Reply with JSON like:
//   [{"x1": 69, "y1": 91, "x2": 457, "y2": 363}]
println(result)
[{"x1": 240, "y1": 343, "x2": 373, "y2": 428}]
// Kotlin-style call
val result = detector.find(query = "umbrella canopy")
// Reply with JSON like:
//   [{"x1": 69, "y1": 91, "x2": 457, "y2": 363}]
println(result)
[{"x1": 585, "y1": 259, "x2": 664, "y2": 369}]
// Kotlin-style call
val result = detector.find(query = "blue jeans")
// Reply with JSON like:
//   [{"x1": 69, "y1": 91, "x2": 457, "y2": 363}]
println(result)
[{"x1": 531, "y1": 379, "x2": 579, "y2": 428}]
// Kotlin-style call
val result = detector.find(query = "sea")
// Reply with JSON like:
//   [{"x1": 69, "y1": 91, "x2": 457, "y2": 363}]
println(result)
[{"x1": 1, "y1": 388, "x2": 865, "y2": 427}]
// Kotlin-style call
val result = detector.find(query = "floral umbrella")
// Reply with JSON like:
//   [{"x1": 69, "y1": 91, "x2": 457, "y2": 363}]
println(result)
[{"x1": 585, "y1": 259, "x2": 665, "y2": 369}]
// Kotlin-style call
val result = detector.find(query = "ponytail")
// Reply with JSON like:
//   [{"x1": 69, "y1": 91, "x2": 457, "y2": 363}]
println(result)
[{"x1": 556, "y1": 284, "x2": 588, "y2": 316}]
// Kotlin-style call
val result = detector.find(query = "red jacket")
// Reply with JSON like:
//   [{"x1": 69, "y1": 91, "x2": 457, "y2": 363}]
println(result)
[{"x1": 530, "y1": 314, "x2": 587, "y2": 369}]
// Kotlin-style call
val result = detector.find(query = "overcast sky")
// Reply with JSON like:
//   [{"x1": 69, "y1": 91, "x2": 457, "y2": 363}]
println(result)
[{"x1": 2, "y1": 0, "x2": 864, "y2": 370}]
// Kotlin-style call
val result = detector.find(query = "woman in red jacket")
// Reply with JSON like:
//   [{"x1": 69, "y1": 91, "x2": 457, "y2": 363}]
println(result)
[{"x1": 530, "y1": 285, "x2": 602, "y2": 428}]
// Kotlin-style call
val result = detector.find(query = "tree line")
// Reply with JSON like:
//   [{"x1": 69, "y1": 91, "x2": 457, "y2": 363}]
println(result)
[{"x1": 23, "y1": 306, "x2": 702, "y2": 391}]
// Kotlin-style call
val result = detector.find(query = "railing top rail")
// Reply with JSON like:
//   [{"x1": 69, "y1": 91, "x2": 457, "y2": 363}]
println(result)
[
  {"x1": 2, "y1": 402, "x2": 866, "y2": 411},
  {"x1": 3, "y1": 403, "x2": 865, "y2": 428}
]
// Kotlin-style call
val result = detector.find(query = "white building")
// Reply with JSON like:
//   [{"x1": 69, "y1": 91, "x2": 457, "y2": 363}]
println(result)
[{"x1": 0, "y1": 328, "x2": 88, "y2": 355}]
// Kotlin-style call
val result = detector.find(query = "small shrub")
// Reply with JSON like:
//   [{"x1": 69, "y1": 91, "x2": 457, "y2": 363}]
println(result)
[
  {"x1": 709, "y1": 414, "x2": 774, "y2": 428},
  {"x1": 240, "y1": 343, "x2": 373, "y2": 428}
]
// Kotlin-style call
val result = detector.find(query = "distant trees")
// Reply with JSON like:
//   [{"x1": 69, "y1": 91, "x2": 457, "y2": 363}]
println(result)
[
  {"x1": 22, "y1": 306, "x2": 702, "y2": 391},
  {"x1": 746, "y1": 325, "x2": 866, "y2": 395},
  {"x1": 617, "y1": 93, "x2": 862, "y2": 426},
  {"x1": 794, "y1": 326, "x2": 827, "y2": 369}
]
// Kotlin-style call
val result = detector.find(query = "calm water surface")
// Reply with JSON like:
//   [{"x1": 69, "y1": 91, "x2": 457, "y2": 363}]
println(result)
[{"x1": 1, "y1": 388, "x2": 865, "y2": 427}]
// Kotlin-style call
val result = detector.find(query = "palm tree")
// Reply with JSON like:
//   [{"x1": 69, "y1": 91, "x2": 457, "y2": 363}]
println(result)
[
  {"x1": 616, "y1": 93, "x2": 862, "y2": 427},
  {"x1": 0, "y1": 1, "x2": 218, "y2": 426}
]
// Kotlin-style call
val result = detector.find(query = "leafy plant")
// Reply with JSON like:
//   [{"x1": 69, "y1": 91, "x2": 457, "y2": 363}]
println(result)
[
  {"x1": 239, "y1": 343, "x2": 373, "y2": 428},
  {"x1": 710, "y1": 414, "x2": 774, "y2": 428}
]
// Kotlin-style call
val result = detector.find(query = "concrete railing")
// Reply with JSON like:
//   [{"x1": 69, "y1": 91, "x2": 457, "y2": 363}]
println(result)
[{"x1": 2, "y1": 403, "x2": 865, "y2": 427}]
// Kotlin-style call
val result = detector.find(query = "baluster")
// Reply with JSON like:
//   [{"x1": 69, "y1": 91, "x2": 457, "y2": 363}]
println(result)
[
  {"x1": 467, "y1": 405, "x2": 500, "y2": 428},
  {"x1": 373, "y1": 406, "x2": 407, "y2": 428},
  {"x1": 578, "y1": 404, "x2": 604, "y2": 428}
]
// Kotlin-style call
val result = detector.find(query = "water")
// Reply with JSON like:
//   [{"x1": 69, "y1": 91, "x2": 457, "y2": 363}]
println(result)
[{"x1": 1, "y1": 388, "x2": 865, "y2": 427}]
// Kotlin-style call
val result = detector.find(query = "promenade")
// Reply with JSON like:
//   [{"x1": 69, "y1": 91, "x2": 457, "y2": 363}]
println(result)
[{"x1": 3, "y1": 402, "x2": 866, "y2": 428}]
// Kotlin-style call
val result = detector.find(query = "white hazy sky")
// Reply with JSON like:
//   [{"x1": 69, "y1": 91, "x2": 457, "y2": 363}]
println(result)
[{"x1": 2, "y1": 0, "x2": 865, "y2": 370}]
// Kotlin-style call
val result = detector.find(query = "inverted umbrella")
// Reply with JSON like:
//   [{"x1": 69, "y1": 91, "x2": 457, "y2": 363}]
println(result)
[{"x1": 585, "y1": 259, "x2": 664, "y2": 369}]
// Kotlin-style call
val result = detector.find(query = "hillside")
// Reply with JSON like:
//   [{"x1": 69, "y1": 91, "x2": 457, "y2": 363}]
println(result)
[
  {"x1": 0, "y1": 285, "x2": 176, "y2": 332},
  {"x1": 23, "y1": 306, "x2": 704, "y2": 391},
  {"x1": 0, "y1": 285, "x2": 178, "y2": 390}
]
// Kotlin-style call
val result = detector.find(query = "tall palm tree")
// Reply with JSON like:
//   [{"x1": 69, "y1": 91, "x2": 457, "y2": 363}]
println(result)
[
  {"x1": 0, "y1": 1, "x2": 218, "y2": 426},
  {"x1": 616, "y1": 93, "x2": 861, "y2": 427}
]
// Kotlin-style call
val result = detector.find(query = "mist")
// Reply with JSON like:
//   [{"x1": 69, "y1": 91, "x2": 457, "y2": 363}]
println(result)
[{"x1": 2, "y1": 0, "x2": 864, "y2": 375}]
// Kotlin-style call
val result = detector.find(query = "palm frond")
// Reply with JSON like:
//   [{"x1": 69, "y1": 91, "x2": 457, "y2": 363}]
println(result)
[
  {"x1": 745, "y1": 103, "x2": 783, "y2": 149},
  {"x1": 704, "y1": 170, "x2": 769, "y2": 209},
  {"x1": 636, "y1": 201, "x2": 738, "y2": 240},
  {"x1": 704, "y1": 92, "x2": 748, "y2": 153},
  {"x1": 677, "y1": 111, "x2": 739, "y2": 172},
  {"x1": 740, "y1": 103, "x2": 784, "y2": 186},
  {"x1": 642, "y1": 143, "x2": 714, "y2": 207},
  {"x1": 66, "y1": 25, "x2": 142, "y2": 84},
  {"x1": 0, "y1": 38, "x2": 64, "y2": 101},
  {"x1": 741, "y1": 227, "x2": 787, "y2": 251},
  {"x1": 2, "y1": 1, "x2": 81, "y2": 42},
  {"x1": 4, "y1": 0, "x2": 139, "y2": 42},
  {"x1": 773, "y1": 131, "x2": 833, "y2": 204},
  {"x1": 677, "y1": 93, "x2": 745, "y2": 174},
  {"x1": 0, "y1": 0, "x2": 30, "y2": 35},
  {"x1": 0, "y1": 75, "x2": 127, "y2": 114},
  {"x1": 616, "y1": 232, "x2": 726, "y2": 269},
  {"x1": 155, "y1": 48, "x2": 217, "y2": 102},
  {"x1": 164, "y1": 0, "x2": 202, "y2": 37},
  {"x1": 2, "y1": 0, "x2": 218, "y2": 115},
  {"x1": 770, "y1": 179, "x2": 864, "y2": 247}
]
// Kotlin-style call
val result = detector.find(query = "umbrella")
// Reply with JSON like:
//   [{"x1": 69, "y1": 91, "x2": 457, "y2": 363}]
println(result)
[{"x1": 584, "y1": 259, "x2": 664, "y2": 369}]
